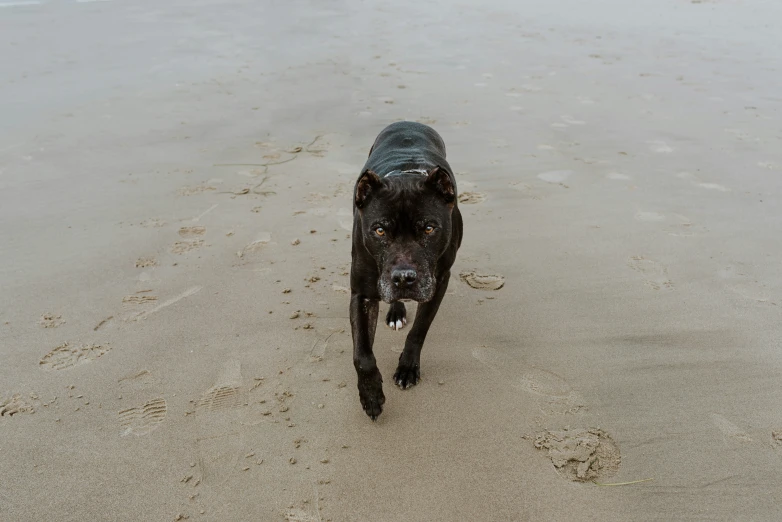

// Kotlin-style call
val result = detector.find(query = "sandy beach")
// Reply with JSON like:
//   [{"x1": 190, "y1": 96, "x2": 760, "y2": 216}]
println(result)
[{"x1": 2, "y1": 0, "x2": 782, "y2": 520}]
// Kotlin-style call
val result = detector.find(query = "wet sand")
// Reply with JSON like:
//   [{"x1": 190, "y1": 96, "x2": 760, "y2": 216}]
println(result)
[{"x1": 2, "y1": 0, "x2": 782, "y2": 520}]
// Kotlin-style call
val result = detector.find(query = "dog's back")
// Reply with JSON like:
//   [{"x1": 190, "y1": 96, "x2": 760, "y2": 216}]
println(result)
[{"x1": 363, "y1": 121, "x2": 453, "y2": 178}]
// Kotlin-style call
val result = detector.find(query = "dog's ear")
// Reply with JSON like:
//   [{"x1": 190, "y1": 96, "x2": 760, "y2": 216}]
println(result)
[
  {"x1": 425, "y1": 166, "x2": 455, "y2": 204},
  {"x1": 355, "y1": 169, "x2": 382, "y2": 209}
]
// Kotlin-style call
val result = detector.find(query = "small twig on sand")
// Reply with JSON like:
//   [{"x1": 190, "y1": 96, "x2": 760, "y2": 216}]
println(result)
[
  {"x1": 593, "y1": 478, "x2": 654, "y2": 487},
  {"x1": 252, "y1": 175, "x2": 269, "y2": 190},
  {"x1": 309, "y1": 330, "x2": 339, "y2": 357},
  {"x1": 216, "y1": 175, "x2": 276, "y2": 197},
  {"x1": 305, "y1": 135, "x2": 324, "y2": 153},
  {"x1": 213, "y1": 156, "x2": 296, "y2": 168},
  {"x1": 215, "y1": 134, "x2": 323, "y2": 169},
  {"x1": 217, "y1": 188, "x2": 251, "y2": 196},
  {"x1": 250, "y1": 175, "x2": 275, "y2": 195},
  {"x1": 284, "y1": 135, "x2": 324, "y2": 154}
]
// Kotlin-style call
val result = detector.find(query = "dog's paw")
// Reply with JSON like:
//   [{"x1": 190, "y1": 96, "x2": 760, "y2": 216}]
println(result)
[
  {"x1": 393, "y1": 359, "x2": 420, "y2": 389},
  {"x1": 357, "y1": 369, "x2": 385, "y2": 421},
  {"x1": 385, "y1": 301, "x2": 407, "y2": 331}
]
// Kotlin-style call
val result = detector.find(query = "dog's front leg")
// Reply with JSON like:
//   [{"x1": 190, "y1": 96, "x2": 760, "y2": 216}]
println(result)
[
  {"x1": 350, "y1": 292, "x2": 384, "y2": 420},
  {"x1": 394, "y1": 271, "x2": 451, "y2": 389}
]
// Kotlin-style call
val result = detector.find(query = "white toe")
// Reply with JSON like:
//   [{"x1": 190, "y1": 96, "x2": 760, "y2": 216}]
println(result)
[{"x1": 395, "y1": 320, "x2": 403, "y2": 330}]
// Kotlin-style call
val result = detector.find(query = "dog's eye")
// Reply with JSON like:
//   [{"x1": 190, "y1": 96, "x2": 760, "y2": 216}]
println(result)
[
  {"x1": 375, "y1": 227, "x2": 385, "y2": 237},
  {"x1": 424, "y1": 225, "x2": 435, "y2": 234}
]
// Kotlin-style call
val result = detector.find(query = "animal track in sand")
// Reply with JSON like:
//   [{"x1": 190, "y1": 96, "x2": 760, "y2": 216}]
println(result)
[
  {"x1": 122, "y1": 294, "x2": 158, "y2": 305},
  {"x1": 1, "y1": 394, "x2": 36, "y2": 416},
  {"x1": 676, "y1": 171, "x2": 731, "y2": 193},
  {"x1": 534, "y1": 428, "x2": 621, "y2": 482},
  {"x1": 198, "y1": 383, "x2": 243, "y2": 412},
  {"x1": 40, "y1": 342, "x2": 110, "y2": 371},
  {"x1": 118, "y1": 369, "x2": 158, "y2": 391},
  {"x1": 128, "y1": 286, "x2": 202, "y2": 321},
  {"x1": 140, "y1": 218, "x2": 166, "y2": 228},
  {"x1": 627, "y1": 256, "x2": 675, "y2": 291},
  {"x1": 664, "y1": 215, "x2": 707, "y2": 237},
  {"x1": 711, "y1": 413, "x2": 752, "y2": 444},
  {"x1": 517, "y1": 369, "x2": 574, "y2": 398},
  {"x1": 135, "y1": 256, "x2": 157, "y2": 268},
  {"x1": 626, "y1": 255, "x2": 667, "y2": 274},
  {"x1": 171, "y1": 240, "x2": 204, "y2": 254},
  {"x1": 719, "y1": 264, "x2": 775, "y2": 305},
  {"x1": 179, "y1": 184, "x2": 217, "y2": 196},
  {"x1": 236, "y1": 233, "x2": 271, "y2": 258},
  {"x1": 724, "y1": 128, "x2": 760, "y2": 144},
  {"x1": 509, "y1": 182, "x2": 544, "y2": 200},
  {"x1": 332, "y1": 182, "x2": 350, "y2": 198},
  {"x1": 195, "y1": 360, "x2": 247, "y2": 486},
  {"x1": 284, "y1": 509, "x2": 319, "y2": 522},
  {"x1": 93, "y1": 316, "x2": 114, "y2": 331},
  {"x1": 458, "y1": 192, "x2": 486, "y2": 204},
  {"x1": 472, "y1": 345, "x2": 584, "y2": 416},
  {"x1": 39, "y1": 314, "x2": 64, "y2": 328},
  {"x1": 178, "y1": 226, "x2": 206, "y2": 237},
  {"x1": 305, "y1": 192, "x2": 331, "y2": 203},
  {"x1": 665, "y1": 223, "x2": 697, "y2": 237},
  {"x1": 472, "y1": 346, "x2": 570, "y2": 397},
  {"x1": 459, "y1": 271, "x2": 505, "y2": 290},
  {"x1": 119, "y1": 398, "x2": 167, "y2": 436}
]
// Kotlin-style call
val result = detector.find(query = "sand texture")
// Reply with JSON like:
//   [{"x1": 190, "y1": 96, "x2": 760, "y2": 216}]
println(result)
[{"x1": 2, "y1": 0, "x2": 782, "y2": 520}]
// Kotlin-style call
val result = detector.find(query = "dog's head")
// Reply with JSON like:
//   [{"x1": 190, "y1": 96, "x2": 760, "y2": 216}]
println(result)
[{"x1": 354, "y1": 167, "x2": 456, "y2": 303}]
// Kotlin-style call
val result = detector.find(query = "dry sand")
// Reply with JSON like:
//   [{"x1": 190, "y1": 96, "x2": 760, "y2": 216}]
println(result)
[{"x1": 2, "y1": 0, "x2": 782, "y2": 520}]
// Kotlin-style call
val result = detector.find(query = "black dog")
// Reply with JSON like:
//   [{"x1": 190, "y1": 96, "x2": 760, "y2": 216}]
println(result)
[{"x1": 350, "y1": 121, "x2": 463, "y2": 420}]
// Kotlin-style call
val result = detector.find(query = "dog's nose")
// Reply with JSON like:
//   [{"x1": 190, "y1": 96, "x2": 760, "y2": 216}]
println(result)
[{"x1": 391, "y1": 269, "x2": 417, "y2": 287}]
